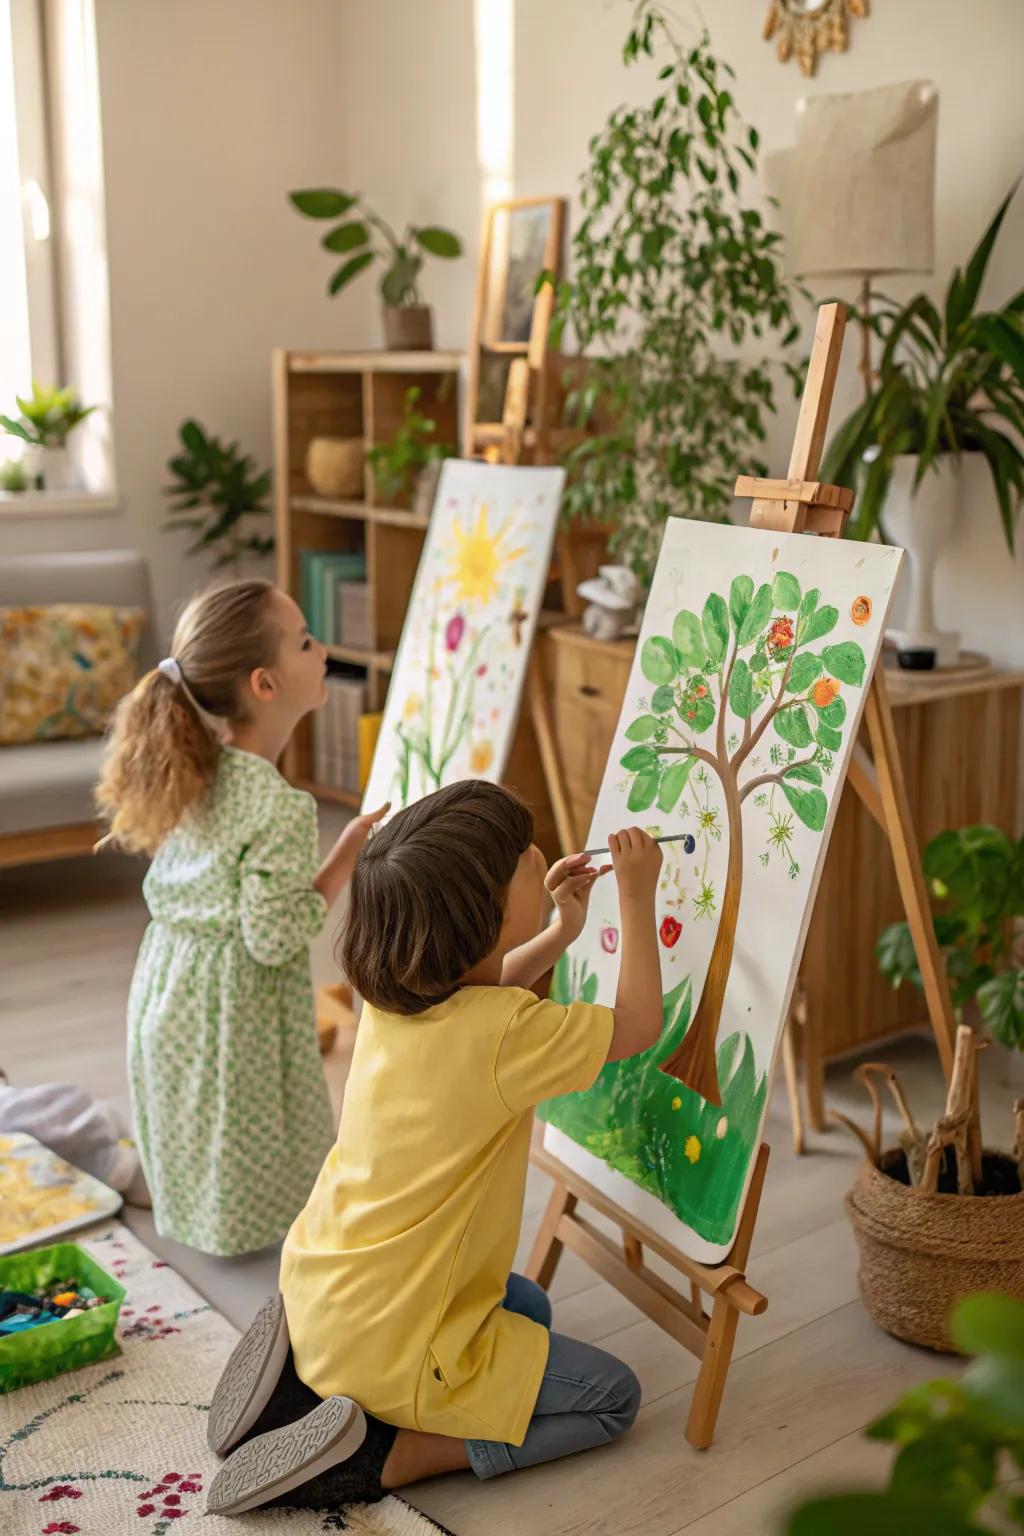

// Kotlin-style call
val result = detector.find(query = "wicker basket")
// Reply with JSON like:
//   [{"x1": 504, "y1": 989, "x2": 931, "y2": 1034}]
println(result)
[
  {"x1": 305, "y1": 438, "x2": 364, "y2": 499},
  {"x1": 845, "y1": 1148, "x2": 1024, "y2": 1352}
]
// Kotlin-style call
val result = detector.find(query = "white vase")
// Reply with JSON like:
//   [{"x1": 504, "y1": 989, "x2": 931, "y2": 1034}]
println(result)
[
  {"x1": 882, "y1": 453, "x2": 961, "y2": 667},
  {"x1": 37, "y1": 444, "x2": 71, "y2": 491}
]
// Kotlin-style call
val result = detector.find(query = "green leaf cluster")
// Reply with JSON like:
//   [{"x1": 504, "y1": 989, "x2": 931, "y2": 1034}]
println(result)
[
  {"x1": 364, "y1": 387, "x2": 457, "y2": 504},
  {"x1": 163, "y1": 419, "x2": 273, "y2": 569},
  {"x1": 823, "y1": 183, "x2": 1024, "y2": 551},
  {"x1": 0, "y1": 381, "x2": 97, "y2": 448},
  {"x1": 289, "y1": 189, "x2": 462, "y2": 306},
  {"x1": 877, "y1": 824, "x2": 1024, "y2": 1051},
  {"x1": 550, "y1": 5, "x2": 804, "y2": 580},
  {"x1": 785, "y1": 1293, "x2": 1024, "y2": 1535}
]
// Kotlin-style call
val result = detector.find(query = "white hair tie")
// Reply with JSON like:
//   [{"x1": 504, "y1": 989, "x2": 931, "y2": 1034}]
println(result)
[{"x1": 157, "y1": 657, "x2": 184, "y2": 686}]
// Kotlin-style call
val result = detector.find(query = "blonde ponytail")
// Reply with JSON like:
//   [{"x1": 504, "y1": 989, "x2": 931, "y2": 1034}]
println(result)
[{"x1": 96, "y1": 579, "x2": 278, "y2": 855}]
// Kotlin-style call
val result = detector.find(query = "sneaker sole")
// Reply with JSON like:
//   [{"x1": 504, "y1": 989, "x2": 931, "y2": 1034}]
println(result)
[
  {"x1": 206, "y1": 1396, "x2": 367, "y2": 1515},
  {"x1": 207, "y1": 1293, "x2": 290, "y2": 1456}
]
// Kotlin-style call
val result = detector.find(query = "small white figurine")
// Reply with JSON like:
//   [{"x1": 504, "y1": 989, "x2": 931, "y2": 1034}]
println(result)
[{"x1": 577, "y1": 564, "x2": 646, "y2": 642}]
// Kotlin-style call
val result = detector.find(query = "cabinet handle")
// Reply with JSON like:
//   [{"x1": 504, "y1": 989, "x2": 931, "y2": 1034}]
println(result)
[{"x1": 579, "y1": 684, "x2": 600, "y2": 698}]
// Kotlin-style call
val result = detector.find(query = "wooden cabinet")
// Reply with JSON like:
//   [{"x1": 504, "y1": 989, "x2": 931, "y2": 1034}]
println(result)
[{"x1": 541, "y1": 623, "x2": 1024, "y2": 1111}]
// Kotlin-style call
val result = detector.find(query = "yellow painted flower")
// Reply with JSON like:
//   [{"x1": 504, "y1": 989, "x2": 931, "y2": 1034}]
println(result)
[
  {"x1": 403, "y1": 694, "x2": 422, "y2": 720},
  {"x1": 447, "y1": 504, "x2": 526, "y2": 606},
  {"x1": 470, "y1": 739, "x2": 494, "y2": 774},
  {"x1": 671, "y1": 1097, "x2": 682, "y2": 1111},
  {"x1": 684, "y1": 1135, "x2": 701, "y2": 1165}
]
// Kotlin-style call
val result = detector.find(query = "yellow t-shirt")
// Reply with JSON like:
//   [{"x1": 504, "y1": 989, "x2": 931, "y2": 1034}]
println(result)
[{"x1": 280, "y1": 984, "x2": 613, "y2": 1446}]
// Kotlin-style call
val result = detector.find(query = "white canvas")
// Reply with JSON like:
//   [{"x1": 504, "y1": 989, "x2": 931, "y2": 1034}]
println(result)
[
  {"x1": 541, "y1": 519, "x2": 903, "y2": 1263},
  {"x1": 361, "y1": 459, "x2": 564, "y2": 813}
]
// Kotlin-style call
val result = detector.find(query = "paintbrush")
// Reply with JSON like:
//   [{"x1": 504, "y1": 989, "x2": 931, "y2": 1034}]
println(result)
[{"x1": 582, "y1": 833, "x2": 693, "y2": 858}]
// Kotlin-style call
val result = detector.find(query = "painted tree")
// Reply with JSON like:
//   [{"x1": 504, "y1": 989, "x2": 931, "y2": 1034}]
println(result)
[{"x1": 619, "y1": 569, "x2": 871, "y2": 1105}]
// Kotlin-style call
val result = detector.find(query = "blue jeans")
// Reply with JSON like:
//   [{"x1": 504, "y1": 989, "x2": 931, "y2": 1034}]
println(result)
[{"x1": 465, "y1": 1273, "x2": 641, "y2": 1479}]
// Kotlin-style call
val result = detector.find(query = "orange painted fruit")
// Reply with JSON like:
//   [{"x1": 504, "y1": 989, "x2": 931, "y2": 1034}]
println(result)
[
  {"x1": 851, "y1": 595, "x2": 872, "y2": 625},
  {"x1": 812, "y1": 677, "x2": 840, "y2": 709}
]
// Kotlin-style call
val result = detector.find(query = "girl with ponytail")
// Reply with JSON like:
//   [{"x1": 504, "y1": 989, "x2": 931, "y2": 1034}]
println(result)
[{"x1": 97, "y1": 579, "x2": 386, "y2": 1256}]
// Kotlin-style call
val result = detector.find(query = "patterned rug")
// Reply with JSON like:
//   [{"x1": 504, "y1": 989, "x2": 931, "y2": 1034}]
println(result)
[{"x1": 0, "y1": 1224, "x2": 454, "y2": 1536}]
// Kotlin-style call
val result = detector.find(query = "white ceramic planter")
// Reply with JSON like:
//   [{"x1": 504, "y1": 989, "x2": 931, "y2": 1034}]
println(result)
[
  {"x1": 35, "y1": 445, "x2": 71, "y2": 491},
  {"x1": 883, "y1": 453, "x2": 961, "y2": 666}
]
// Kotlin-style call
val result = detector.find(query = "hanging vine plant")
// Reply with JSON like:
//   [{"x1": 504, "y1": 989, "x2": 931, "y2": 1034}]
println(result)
[{"x1": 549, "y1": 2, "x2": 804, "y2": 582}]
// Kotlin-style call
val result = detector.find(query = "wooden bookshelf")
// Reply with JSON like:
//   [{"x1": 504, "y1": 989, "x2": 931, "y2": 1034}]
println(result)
[{"x1": 272, "y1": 348, "x2": 462, "y2": 803}]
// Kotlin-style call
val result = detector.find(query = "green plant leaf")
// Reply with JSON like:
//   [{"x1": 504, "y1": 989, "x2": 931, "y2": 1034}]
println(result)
[
  {"x1": 658, "y1": 757, "x2": 694, "y2": 812},
  {"x1": 672, "y1": 610, "x2": 706, "y2": 668},
  {"x1": 414, "y1": 226, "x2": 462, "y2": 258},
  {"x1": 816, "y1": 721, "x2": 843, "y2": 751},
  {"x1": 976, "y1": 967, "x2": 1024, "y2": 1050},
  {"x1": 798, "y1": 586, "x2": 820, "y2": 623},
  {"x1": 749, "y1": 649, "x2": 768, "y2": 673},
  {"x1": 620, "y1": 744, "x2": 660, "y2": 772},
  {"x1": 729, "y1": 574, "x2": 753, "y2": 632},
  {"x1": 947, "y1": 182, "x2": 1020, "y2": 339},
  {"x1": 962, "y1": 1353, "x2": 1024, "y2": 1432},
  {"x1": 822, "y1": 641, "x2": 867, "y2": 686},
  {"x1": 775, "y1": 706, "x2": 812, "y2": 749},
  {"x1": 627, "y1": 766, "x2": 661, "y2": 812},
  {"x1": 180, "y1": 419, "x2": 209, "y2": 455},
  {"x1": 678, "y1": 694, "x2": 715, "y2": 733},
  {"x1": 322, "y1": 220, "x2": 369, "y2": 253},
  {"x1": 702, "y1": 593, "x2": 730, "y2": 665},
  {"x1": 380, "y1": 251, "x2": 422, "y2": 305},
  {"x1": 0, "y1": 415, "x2": 37, "y2": 444},
  {"x1": 889, "y1": 1424, "x2": 998, "y2": 1522},
  {"x1": 290, "y1": 188, "x2": 356, "y2": 219},
  {"x1": 737, "y1": 582, "x2": 773, "y2": 646},
  {"x1": 787, "y1": 1491, "x2": 987, "y2": 1536},
  {"x1": 800, "y1": 604, "x2": 839, "y2": 645},
  {"x1": 877, "y1": 921, "x2": 921, "y2": 991},
  {"x1": 651, "y1": 683, "x2": 676, "y2": 713},
  {"x1": 815, "y1": 694, "x2": 847, "y2": 726},
  {"x1": 642, "y1": 635, "x2": 679, "y2": 684},
  {"x1": 625, "y1": 715, "x2": 660, "y2": 740},
  {"x1": 772, "y1": 570, "x2": 801, "y2": 610},
  {"x1": 329, "y1": 250, "x2": 375, "y2": 295},
  {"x1": 952, "y1": 1293, "x2": 1024, "y2": 1364},
  {"x1": 784, "y1": 762, "x2": 822, "y2": 786},
  {"x1": 781, "y1": 780, "x2": 827, "y2": 831},
  {"x1": 787, "y1": 653, "x2": 823, "y2": 694},
  {"x1": 728, "y1": 658, "x2": 756, "y2": 718},
  {"x1": 580, "y1": 971, "x2": 599, "y2": 1005}
]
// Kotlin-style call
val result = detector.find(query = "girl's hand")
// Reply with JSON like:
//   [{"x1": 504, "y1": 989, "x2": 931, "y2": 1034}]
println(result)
[
  {"x1": 331, "y1": 802, "x2": 390, "y2": 864},
  {"x1": 546, "y1": 852, "x2": 611, "y2": 944}
]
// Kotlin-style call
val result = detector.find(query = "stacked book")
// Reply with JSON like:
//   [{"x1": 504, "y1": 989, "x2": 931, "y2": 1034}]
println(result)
[
  {"x1": 299, "y1": 550, "x2": 369, "y2": 647},
  {"x1": 313, "y1": 671, "x2": 366, "y2": 794}
]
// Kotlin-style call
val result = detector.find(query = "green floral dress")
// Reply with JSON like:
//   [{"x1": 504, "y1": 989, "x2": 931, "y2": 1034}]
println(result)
[{"x1": 127, "y1": 746, "x2": 335, "y2": 1256}]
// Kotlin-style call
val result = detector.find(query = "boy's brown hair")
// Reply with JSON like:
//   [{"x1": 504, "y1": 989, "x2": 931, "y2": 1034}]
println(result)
[{"x1": 340, "y1": 780, "x2": 534, "y2": 1015}]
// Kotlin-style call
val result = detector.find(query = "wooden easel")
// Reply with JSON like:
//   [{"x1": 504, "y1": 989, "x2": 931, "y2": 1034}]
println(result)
[{"x1": 526, "y1": 302, "x2": 959, "y2": 1448}]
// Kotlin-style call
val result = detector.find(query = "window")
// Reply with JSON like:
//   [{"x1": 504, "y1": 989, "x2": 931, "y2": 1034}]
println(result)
[{"x1": 1, "y1": 0, "x2": 114, "y2": 499}]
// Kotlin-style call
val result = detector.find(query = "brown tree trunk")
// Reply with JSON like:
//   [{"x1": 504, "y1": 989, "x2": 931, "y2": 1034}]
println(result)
[{"x1": 659, "y1": 768, "x2": 743, "y2": 1106}]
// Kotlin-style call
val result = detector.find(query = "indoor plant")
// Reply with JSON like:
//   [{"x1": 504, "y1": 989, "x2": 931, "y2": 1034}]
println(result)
[
  {"x1": 784, "y1": 1292, "x2": 1024, "y2": 1535},
  {"x1": 365, "y1": 386, "x2": 456, "y2": 515},
  {"x1": 288, "y1": 188, "x2": 462, "y2": 350},
  {"x1": 547, "y1": 3, "x2": 803, "y2": 582},
  {"x1": 823, "y1": 185, "x2": 1024, "y2": 661},
  {"x1": 163, "y1": 420, "x2": 273, "y2": 570},
  {"x1": 877, "y1": 823, "x2": 1024, "y2": 1054},
  {"x1": 0, "y1": 383, "x2": 96, "y2": 491}
]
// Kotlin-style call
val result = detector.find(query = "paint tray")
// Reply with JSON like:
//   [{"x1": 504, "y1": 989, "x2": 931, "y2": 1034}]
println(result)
[{"x1": 0, "y1": 1241, "x2": 125, "y2": 1393}]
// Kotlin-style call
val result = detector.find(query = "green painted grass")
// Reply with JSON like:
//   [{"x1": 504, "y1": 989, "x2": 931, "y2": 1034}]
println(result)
[{"x1": 539, "y1": 955, "x2": 768, "y2": 1246}]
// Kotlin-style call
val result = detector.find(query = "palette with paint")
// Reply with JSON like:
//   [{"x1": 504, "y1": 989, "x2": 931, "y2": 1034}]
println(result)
[{"x1": 0, "y1": 1132, "x2": 122, "y2": 1255}]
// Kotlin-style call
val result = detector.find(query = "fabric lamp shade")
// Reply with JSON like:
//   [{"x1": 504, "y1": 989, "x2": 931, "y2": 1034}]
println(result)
[{"x1": 766, "y1": 79, "x2": 938, "y2": 279}]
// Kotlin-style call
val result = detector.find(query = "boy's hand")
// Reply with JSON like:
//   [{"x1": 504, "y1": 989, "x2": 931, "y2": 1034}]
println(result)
[
  {"x1": 608, "y1": 827, "x2": 662, "y2": 902},
  {"x1": 333, "y1": 802, "x2": 390, "y2": 859},
  {"x1": 545, "y1": 852, "x2": 610, "y2": 943}
]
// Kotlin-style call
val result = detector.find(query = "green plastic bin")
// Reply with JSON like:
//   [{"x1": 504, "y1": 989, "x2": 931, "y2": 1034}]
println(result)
[{"x1": 0, "y1": 1242, "x2": 125, "y2": 1393}]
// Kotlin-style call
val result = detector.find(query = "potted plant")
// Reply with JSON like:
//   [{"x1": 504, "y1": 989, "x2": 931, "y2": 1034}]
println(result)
[
  {"x1": 0, "y1": 383, "x2": 96, "y2": 491},
  {"x1": 785, "y1": 1292, "x2": 1024, "y2": 1534},
  {"x1": 0, "y1": 458, "x2": 28, "y2": 494},
  {"x1": 834, "y1": 1031, "x2": 1023, "y2": 1354},
  {"x1": 547, "y1": 3, "x2": 803, "y2": 585},
  {"x1": 365, "y1": 386, "x2": 457, "y2": 516},
  {"x1": 288, "y1": 188, "x2": 462, "y2": 351},
  {"x1": 877, "y1": 823, "x2": 1024, "y2": 1062},
  {"x1": 823, "y1": 186, "x2": 1024, "y2": 665},
  {"x1": 164, "y1": 420, "x2": 273, "y2": 570}
]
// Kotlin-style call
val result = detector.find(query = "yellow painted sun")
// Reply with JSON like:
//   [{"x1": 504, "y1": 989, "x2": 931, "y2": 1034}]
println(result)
[{"x1": 447, "y1": 504, "x2": 526, "y2": 606}]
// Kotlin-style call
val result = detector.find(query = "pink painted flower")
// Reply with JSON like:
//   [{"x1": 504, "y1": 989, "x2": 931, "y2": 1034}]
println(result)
[
  {"x1": 476, "y1": 663, "x2": 487, "y2": 677},
  {"x1": 600, "y1": 926, "x2": 619, "y2": 954},
  {"x1": 660, "y1": 915, "x2": 683, "y2": 949},
  {"x1": 42, "y1": 1523, "x2": 79, "y2": 1534},
  {"x1": 136, "y1": 1507, "x2": 155, "y2": 1519},
  {"x1": 40, "y1": 1487, "x2": 82, "y2": 1502},
  {"x1": 445, "y1": 614, "x2": 465, "y2": 652}
]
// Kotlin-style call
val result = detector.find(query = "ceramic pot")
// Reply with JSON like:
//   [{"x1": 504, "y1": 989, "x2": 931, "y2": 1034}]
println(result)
[
  {"x1": 382, "y1": 305, "x2": 433, "y2": 351},
  {"x1": 33, "y1": 445, "x2": 71, "y2": 491},
  {"x1": 306, "y1": 437, "x2": 365, "y2": 499},
  {"x1": 882, "y1": 453, "x2": 960, "y2": 665}
]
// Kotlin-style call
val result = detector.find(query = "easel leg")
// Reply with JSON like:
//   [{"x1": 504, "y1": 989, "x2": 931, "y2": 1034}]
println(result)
[
  {"x1": 686, "y1": 1292, "x2": 741, "y2": 1450},
  {"x1": 525, "y1": 1180, "x2": 577, "y2": 1290},
  {"x1": 527, "y1": 653, "x2": 578, "y2": 855},
  {"x1": 864, "y1": 670, "x2": 957, "y2": 1081},
  {"x1": 781, "y1": 1007, "x2": 806, "y2": 1156}
]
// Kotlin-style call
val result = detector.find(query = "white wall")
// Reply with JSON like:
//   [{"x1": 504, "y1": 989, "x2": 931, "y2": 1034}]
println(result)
[{"x1": 4, "y1": 0, "x2": 1023, "y2": 664}]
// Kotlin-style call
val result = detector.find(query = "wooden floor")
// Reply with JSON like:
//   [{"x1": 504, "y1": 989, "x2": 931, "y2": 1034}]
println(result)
[{"x1": 3, "y1": 829, "x2": 1022, "y2": 1536}]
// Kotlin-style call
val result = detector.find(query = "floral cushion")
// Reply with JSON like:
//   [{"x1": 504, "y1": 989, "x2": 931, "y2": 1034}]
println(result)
[{"x1": 0, "y1": 603, "x2": 145, "y2": 744}]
